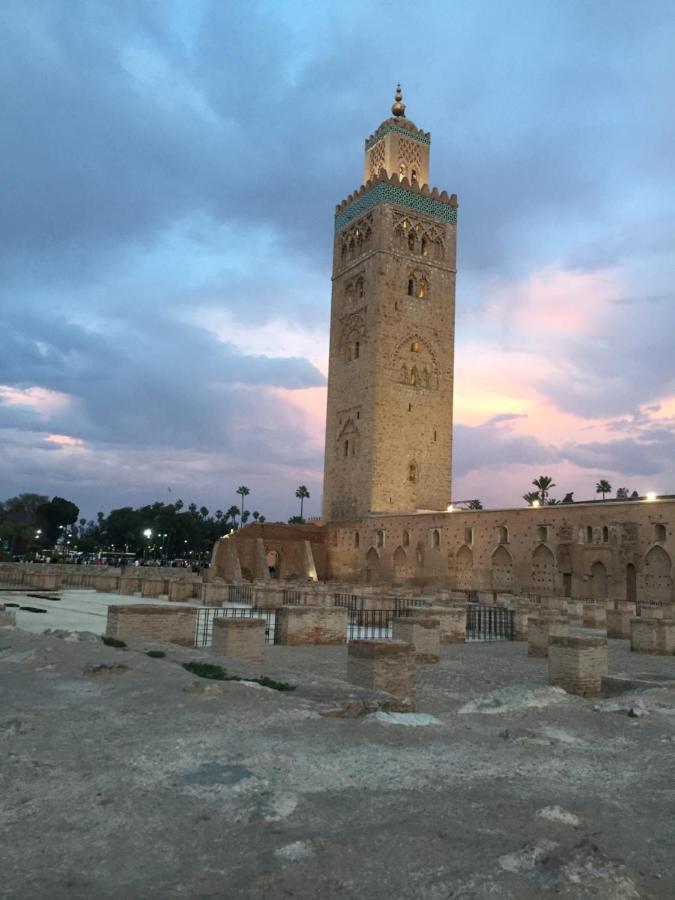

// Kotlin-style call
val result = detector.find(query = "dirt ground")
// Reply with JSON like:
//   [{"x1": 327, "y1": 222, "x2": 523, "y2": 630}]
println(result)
[{"x1": 1, "y1": 610, "x2": 674, "y2": 899}]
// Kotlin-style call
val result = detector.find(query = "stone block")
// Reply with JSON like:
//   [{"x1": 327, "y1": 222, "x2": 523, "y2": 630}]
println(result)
[
  {"x1": 541, "y1": 595, "x2": 565, "y2": 612},
  {"x1": 200, "y1": 582, "x2": 227, "y2": 607},
  {"x1": 347, "y1": 640, "x2": 416, "y2": 708},
  {"x1": 512, "y1": 609, "x2": 530, "y2": 641},
  {"x1": 30, "y1": 573, "x2": 62, "y2": 591},
  {"x1": 212, "y1": 617, "x2": 265, "y2": 662},
  {"x1": 94, "y1": 575, "x2": 120, "y2": 593},
  {"x1": 141, "y1": 579, "x2": 164, "y2": 598},
  {"x1": 583, "y1": 604, "x2": 607, "y2": 629},
  {"x1": 106, "y1": 605, "x2": 197, "y2": 646},
  {"x1": 118, "y1": 576, "x2": 141, "y2": 596},
  {"x1": 168, "y1": 580, "x2": 196, "y2": 603},
  {"x1": 606, "y1": 608, "x2": 633, "y2": 639},
  {"x1": 277, "y1": 606, "x2": 347, "y2": 645},
  {"x1": 528, "y1": 616, "x2": 568, "y2": 658},
  {"x1": 564, "y1": 600, "x2": 584, "y2": 623},
  {"x1": 631, "y1": 617, "x2": 675, "y2": 655},
  {"x1": 548, "y1": 635, "x2": 608, "y2": 697},
  {"x1": 0, "y1": 605, "x2": 16, "y2": 626},
  {"x1": 411, "y1": 605, "x2": 465, "y2": 643},
  {"x1": 392, "y1": 616, "x2": 440, "y2": 663}
]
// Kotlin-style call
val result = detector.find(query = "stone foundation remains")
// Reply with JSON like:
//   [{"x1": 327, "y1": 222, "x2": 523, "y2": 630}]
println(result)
[
  {"x1": 528, "y1": 616, "x2": 569, "y2": 658},
  {"x1": 276, "y1": 606, "x2": 347, "y2": 645}
]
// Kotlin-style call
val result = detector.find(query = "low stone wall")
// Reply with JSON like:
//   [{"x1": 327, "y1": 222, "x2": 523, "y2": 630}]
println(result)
[
  {"x1": 347, "y1": 640, "x2": 416, "y2": 708},
  {"x1": 392, "y1": 617, "x2": 440, "y2": 663},
  {"x1": 106, "y1": 605, "x2": 197, "y2": 646},
  {"x1": 277, "y1": 606, "x2": 347, "y2": 645},
  {"x1": 94, "y1": 576, "x2": 120, "y2": 593},
  {"x1": 528, "y1": 617, "x2": 568, "y2": 658},
  {"x1": 212, "y1": 617, "x2": 265, "y2": 662},
  {"x1": 548, "y1": 635, "x2": 608, "y2": 696}
]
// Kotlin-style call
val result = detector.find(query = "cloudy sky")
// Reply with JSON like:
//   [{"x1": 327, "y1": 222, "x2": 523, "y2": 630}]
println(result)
[{"x1": 2, "y1": 0, "x2": 674, "y2": 521}]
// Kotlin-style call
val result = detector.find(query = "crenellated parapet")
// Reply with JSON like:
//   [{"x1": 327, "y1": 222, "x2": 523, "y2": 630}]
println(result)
[{"x1": 335, "y1": 168, "x2": 458, "y2": 233}]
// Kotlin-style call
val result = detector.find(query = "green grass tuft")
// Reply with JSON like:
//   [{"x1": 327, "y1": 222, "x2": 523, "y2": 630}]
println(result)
[
  {"x1": 102, "y1": 636, "x2": 127, "y2": 648},
  {"x1": 182, "y1": 661, "x2": 295, "y2": 692}
]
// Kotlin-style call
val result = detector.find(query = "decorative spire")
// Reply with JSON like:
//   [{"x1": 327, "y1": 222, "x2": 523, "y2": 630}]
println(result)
[{"x1": 391, "y1": 83, "x2": 406, "y2": 117}]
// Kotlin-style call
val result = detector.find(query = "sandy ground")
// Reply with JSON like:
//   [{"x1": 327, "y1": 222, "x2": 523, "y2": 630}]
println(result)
[{"x1": 1, "y1": 603, "x2": 674, "y2": 899}]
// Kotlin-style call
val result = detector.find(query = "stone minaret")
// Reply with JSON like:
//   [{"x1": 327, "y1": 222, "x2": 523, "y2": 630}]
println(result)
[{"x1": 322, "y1": 86, "x2": 458, "y2": 522}]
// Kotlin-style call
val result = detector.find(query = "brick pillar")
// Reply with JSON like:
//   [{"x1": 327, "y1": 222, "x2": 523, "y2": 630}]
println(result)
[
  {"x1": 583, "y1": 603, "x2": 607, "y2": 629},
  {"x1": 212, "y1": 617, "x2": 265, "y2": 662},
  {"x1": 410, "y1": 605, "x2": 465, "y2": 643},
  {"x1": 168, "y1": 580, "x2": 196, "y2": 603},
  {"x1": 607, "y1": 606, "x2": 634, "y2": 639},
  {"x1": 106, "y1": 605, "x2": 198, "y2": 646},
  {"x1": 277, "y1": 606, "x2": 347, "y2": 645},
  {"x1": 565, "y1": 600, "x2": 584, "y2": 624},
  {"x1": 548, "y1": 635, "x2": 608, "y2": 696},
  {"x1": 528, "y1": 617, "x2": 568, "y2": 658},
  {"x1": 0, "y1": 605, "x2": 16, "y2": 626},
  {"x1": 392, "y1": 617, "x2": 440, "y2": 663},
  {"x1": 347, "y1": 640, "x2": 416, "y2": 709}
]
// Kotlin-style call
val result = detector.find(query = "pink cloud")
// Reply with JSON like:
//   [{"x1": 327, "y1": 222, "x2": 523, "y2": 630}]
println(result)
[
  {"x1": 0, "y1": 385, "x2": 75, "y2": 416},
  {"x1": 45, "y1": 434, "x2": 86, "y2": 448}
]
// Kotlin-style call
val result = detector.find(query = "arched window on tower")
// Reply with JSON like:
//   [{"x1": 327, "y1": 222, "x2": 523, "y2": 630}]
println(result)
[
  {"x1": 407, "y1": 277, "x2": 414, "y2": 296},
  {"x1": 345, "y1": 283, "x2": 353, "y2": 304},
  {"x1": 417, "y1": 278, "x2": 428, "y2": 299},
  {"x1": 356, "y1": 277, "x2": 364, "y2": 299},
  {"x1": 410, "y1": 367, "x2": 418, "y2": 386},
  {"x1": 344, "y1": 440, "x2": 349, "y2": 457},
  {"x1": 421, "y1": 368, "x2": 430, "y2": 388},
  {"x1": 402, "y1": 529, "x2": 410, "y2": 547},
  {"x1": 354, "y1": 341, "x2": 360, "y2": 359},
  {"x1": 408, "y1": 231, "x2": 416, "y2": 252},
  {"x1": 421, "y1": 236, "x2": 428, "y2": 257},
  {"x1": 602, "y1": 526, "x2": 609, "y2": 543},
  {"x1": 399, "y1": 163, "x2": 407, "y2": 181},
  {"x1": 655, "y1": 523, "x2": 666, "y2": 543},
  {"x1": 408, "y1": 461, "x2": 418, "y2": 483},
  {"x1": 410, "y1": 340, "x2": 420, "y2": 352},
  {"x1": 400, "y1": 364, "x2": 408, "y2": 383},
  {"x1": 411, "y1": 168, "x2": 418, "y2": 183},
  {"x1": 431, "y1": 528, "x2": 440, "y2": 549},
  {"x1": 498, "y1": 526, "x2": 509, "y2": 544},
  {"x1": 586, "y1": 526, "x2": 594, "y2": 544}
]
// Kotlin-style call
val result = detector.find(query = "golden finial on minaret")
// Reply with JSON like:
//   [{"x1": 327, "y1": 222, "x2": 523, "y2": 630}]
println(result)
[{"x1": 391, "y1": 83, "x2": 406, "y2": 117}]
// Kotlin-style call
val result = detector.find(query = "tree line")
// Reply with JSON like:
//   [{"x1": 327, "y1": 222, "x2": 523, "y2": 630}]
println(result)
[{"x1": 0, "y1": 484, "x2": 314, "y2": 559}]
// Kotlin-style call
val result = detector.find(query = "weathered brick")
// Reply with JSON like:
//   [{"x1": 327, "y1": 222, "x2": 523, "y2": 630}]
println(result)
[
  {"x1": 347, "y1": 640, "x2": 416, "y2": 707},
  {"x1": 106, "y1": 605, "x2": 197, "y2": 646},
  {"x1": 392, "y1": 616, "x2": 440, "y2": 662},
  {"x1": 212, "y1": 617, "x2": 265, "y2": 662},
  {"x1": 548, "y1": 635, "x2": 608, "y2": 696},
  {"x1": 277, "y1": 606, "x2": 347, "y2": 645}
]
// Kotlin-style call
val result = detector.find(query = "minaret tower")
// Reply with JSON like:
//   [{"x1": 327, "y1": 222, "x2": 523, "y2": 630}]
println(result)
[{"x1": 322, "y1": 87, "x2": 458, "y2": 522}]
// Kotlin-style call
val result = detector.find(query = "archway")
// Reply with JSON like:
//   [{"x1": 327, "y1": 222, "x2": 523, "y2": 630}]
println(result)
[
  {"x1": 531, "y1": 544, "x2": 555, "y2": 594},
  {"x1": 392, "y1": 545, "x2": 410, "y2": 584},
  {"x1": 590, "y1": 561, "x2": 608, "y2": 600},
  {"x1": 266, "y1": 549, "x2": 280, "y2": 579},
  {"x1": 365, "y1": 547, "x2": 382, "y2": 585},
  {"x1": 644, "y1": 546, "x2": 673, "y2": 604},
  {"x1": 491, "y1": 545, "x2": 513, "y2": 591},
  {"x1": 456, "y1": 544, "x2": 473, "y2": 590},
  {"x1": 626, "y1": 563, "x2": 637, "y2": 604}
]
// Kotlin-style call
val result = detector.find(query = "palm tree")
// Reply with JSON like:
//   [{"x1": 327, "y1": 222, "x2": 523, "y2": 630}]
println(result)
[
  {"x1": 236, "y1": 486, "x2": 250, "y2": 524},
  {"x1": 252, "y1": 511, "x2": 260, "y2": 521},
  {"x1": 258, "y1": 515, "x2": 266, "y2": 523},
  {"x1": 226, "y1": 505, "x2": 240, "y2": 529},
  {"x1": 523, "y1": 491, "x2": 540, "y2": 506},
  {"x1": 596, "y1": 479, "x2": 611, "y2": 500},
  {"x1": 214, "y1": 510, "x2": 224, "y2": 522},
  {"x1": 532, "y1": 475, "x2": 556, "y2": 503},
  {"x1": 467, "y1": 499, "x2": 483, "y2": 510},
  {"x1": 295, "y1": 485, "x2": 310, "y2": 520}
]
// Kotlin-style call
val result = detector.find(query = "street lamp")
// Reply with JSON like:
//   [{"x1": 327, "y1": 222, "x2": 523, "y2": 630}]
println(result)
[{"x1": 143, "y1": 528, "x2": 152, "y2": 562}]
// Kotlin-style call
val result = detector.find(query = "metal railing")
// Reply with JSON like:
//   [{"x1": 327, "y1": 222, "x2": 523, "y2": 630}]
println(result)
[
  {"x1": 227, "y1": 584, "x2": 253, "y2": 604},
  {"x1": 346, "y1": 607, "x2": 419, "y2": 641},
  {"x1": 466, "y1": 605, "x2": 514, "y2": 641},
  {"x1": 282, "y1": 588, "x2": 304, "y2": 605},
  {"x1": 333, "y1": 592, "x2": 359, "y2": 609},
  {"x1": 195, "y1": 606, "x2": 280, "y2": 647}
]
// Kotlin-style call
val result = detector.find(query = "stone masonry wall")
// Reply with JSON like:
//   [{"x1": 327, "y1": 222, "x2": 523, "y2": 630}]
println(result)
[{"x1": 106, "y1": 605, "x2": 197, "y2": 647}]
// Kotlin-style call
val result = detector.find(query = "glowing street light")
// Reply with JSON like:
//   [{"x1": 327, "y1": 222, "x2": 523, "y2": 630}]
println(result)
[
  {"x1": 446, "y1": 504, "x2": 454, "y2": 512},
  {"x1": 143, "y1": 528, "x2": 153, "y2": 538},
  {"x1": 645, "y1": 492, "x2": 657, "y2": 502},
  {"x1": 532, "y1": 500, "x2": 541, "y2": 508}
]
